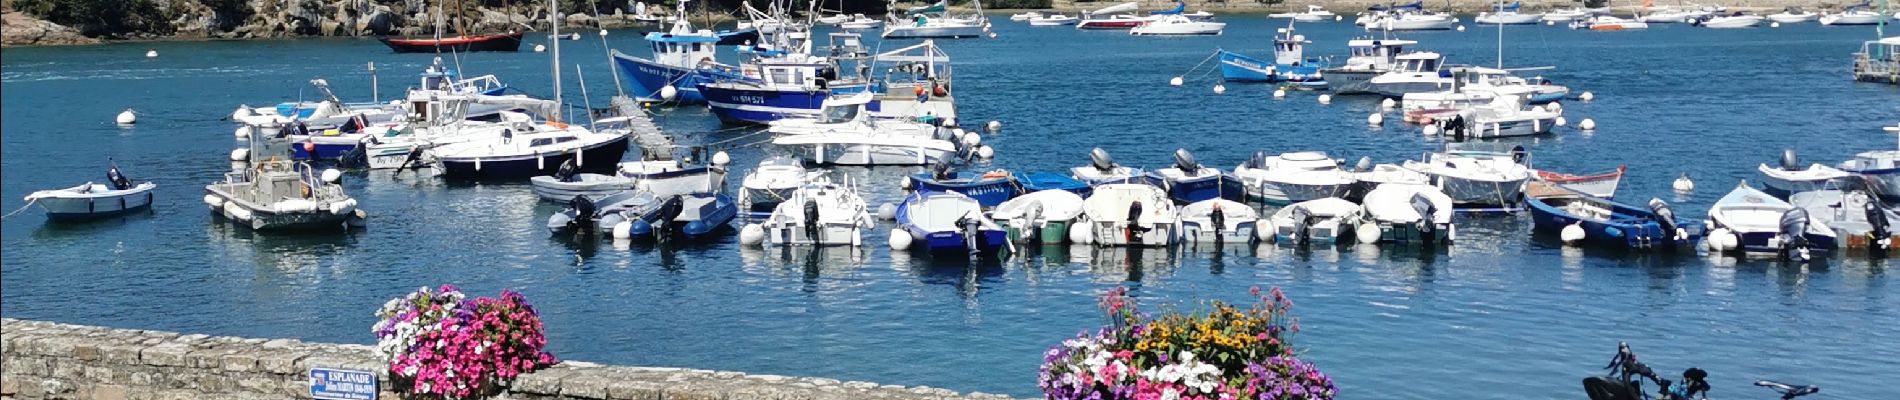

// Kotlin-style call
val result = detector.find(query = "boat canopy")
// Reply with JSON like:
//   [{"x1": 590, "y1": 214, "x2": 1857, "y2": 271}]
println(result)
[
  {"x1": 1492, "y1": 1, "x2": 1521, "y2": 12},
  {"x1": 907, "y1": 0, "x2": 947, "y2": 16},
  {"x1": 1087, "y1": 2, "x2": 1139, "y2": 16},
  {"x1": 1370, "y1": 1, "x2": 1423, "y2": 11},
  {"x1": 643, "y1": 32, "x2": 721, "y2": 43},
  {"x1": 1150, "y1": 1, "x2": 1185, "y2": 15}
]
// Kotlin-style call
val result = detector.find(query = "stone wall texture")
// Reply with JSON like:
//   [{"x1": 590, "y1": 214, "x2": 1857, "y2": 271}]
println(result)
[{"x1": 0, "y1": 319, "x2": 1017, "y2": 400}]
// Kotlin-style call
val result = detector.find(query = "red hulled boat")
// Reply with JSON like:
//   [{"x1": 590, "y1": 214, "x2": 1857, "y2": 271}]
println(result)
[{"x1": 379, "y1": 32, "x2": 525, "y2": 53}]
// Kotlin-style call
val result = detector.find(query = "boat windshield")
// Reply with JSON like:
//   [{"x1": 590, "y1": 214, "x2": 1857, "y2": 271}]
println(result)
[{"x1": 820, "y1": 103, "x2": 860, "y2": 124}]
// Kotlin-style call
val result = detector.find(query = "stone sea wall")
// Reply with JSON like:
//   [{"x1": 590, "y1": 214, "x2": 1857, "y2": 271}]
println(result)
[{"x1": 0, "y1": 319, "x2": 1016, "y2": 400}]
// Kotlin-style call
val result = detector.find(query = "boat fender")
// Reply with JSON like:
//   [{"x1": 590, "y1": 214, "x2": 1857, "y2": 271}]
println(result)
[
  {"x1": 1354, "y1": 156, "x2": 1373, "y2": 172},
  {"x1": 889, "y1": 229, "x2": 913, "y2": 250},
  {"x1": 977, "y1": 145, "x2": 995, "y2": 159},
  {"x1": 224, "y1": 202, "x2": 252, "y2": 222},
  {"x1": 303, "y1": 141, "x2": 317, "y2": 156},
  {"x1": 1561, "y1": 223, "x2": 1587, "y2": 244},
  {"x1": 1779, "y1": 149, "x2": 1798, "y2": 171},
  {"x1": 204, "y1": 195, "x2": 223, "y2": 209},
  {"x1": 878, "y1": 203, "x2": 898, "y2": 220},
  {"x1": 740, "y1": 224, "x2": 766, "y2": 246},
  {"x1": 1356, "y1": 222, "x2": 1382, "y2": 244},
  {"x1": 1173, "y1": 149, "x2": 1200, "y2": 174},
  {"x1": 1648, "y1": 198, "x2": 1680, "y2": 243},
  {"x1": 1070, "y1": 221, "x2": 1094, "y2": 244}
]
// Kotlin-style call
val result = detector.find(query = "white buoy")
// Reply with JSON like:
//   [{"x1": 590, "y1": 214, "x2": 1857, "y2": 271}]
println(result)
[
  {"x1": 1381, "y1": 98, "x2": 1396, "y2": 109},
  {"x1": 900, "y1": 176, "x2": 915, "y2": 190},
  {"x1": 1708, "y1": 228, "x2": 1738, "y2": 252},
  {"x1": 888, "y1": 230, "x2": 914, "y2": 250},
  {"x1": 145, "y1": 49, "x2": 157, "y2": 58},
  {"x1": 599, "y1": 29, "x2": 609, "y2": 36},
  {"x1": 1213, "y1": 84, "x2": 1226, "y2": 94},
  {"x1": 1335, "y1": 15, "x2": 1344, "y2": 21},
  {"x1": 711, "y1": 151, "x2": 730, "y2": 166},
  {"x1": 976, "y1": 145, "x2": 995, "y2": 159},
  {"x1": 1555, "y1": 116, "x2": 1568, "y2": 127},
  {"x1": 1673, "y1": 173, "x2": 1695, "y2": 192},
  {"x1": 320, "y1": 168, "x2": 343, "y2": 184},
  {"x1": 1317, "y1": 94, "x2": 1332, "y2": 104},
  {"x1": 660, "y1": 85, "x2": 678, "y2": 100},
  {"x1": 1273, "y1": 88, "x2": 1287, "y2": 99},
  {"x1": 740, "y1": 224, "x2": 766, "y2": 245},
  {"x1": 1770, "y1": 22, "x2": 1780, "y2": 28},
  {"x1": 1255, "y1": 220, "x2": 1274, "y2": 243},
  {"x1": 230, "y1": 148, "x2": 250, "y2": 161},
  {"x1": 234, "y1": 126, "x2": 253, "y2": 138},
  {"x1": 961, "y1": 132, "x2": 981, "y2": 147},
  {"x1": 1578, "y1": 118, "x2": 1597, "y2": 130},
  {"x1": 1421, "y1": 124, "x2": 1439, "y2": 136},
  {"x1": 1546, "y1": 20, "x2": 1556, "y2": 26},
  {"x1": 203, "y1": 195, "x2": 223, "y2": 209},
  {"x1": 1356, "y1": 224, "x2": 1382, "y2": 244},
  {"x1": 1069, "y1": 223, "x2": 1094, "y2": 244},
  {"x1": 534, "y1": 44, "x2": 547, "y2": 52},
  {"x1": 986, "y1": 120, "x2": 1002, "y2": 133},
  {"x1": 1548, "y1": 102, "x2": 1562, "y2": 113},
  {"x1": 1561, "y1": 223, "x2": 1587, "y2": 244},
  {"x1": 877, "y1": 203, "x2": 898, "y2": 220},
  {"x1": 116, "y1": 109, "x2": 137, "y2": 125},
  {"x1": 988, "y1": 32, "x2": 997, "y2": 38},
  {"x1": 232, "y1": 106, "x2": 253, "y2": 120},
  {"x1": 613, "y1": 221, "x2": 634, "y2": 240},
  {"x1": 569, "y1": 33, "x2": 582, "y2": 40},
  {"x1": 1169, "y1": 76, "x2": 1184, "y2": 86},
  {"x1": 1579, "y1": 91, "x2": 1595, "y2": 102},
  {"x1": 1367, "y1": 113, "x2": 1384, "y2": 126},
  {"x1": 1456, "y1": 25, "x2": 1466, "y2": 31}
]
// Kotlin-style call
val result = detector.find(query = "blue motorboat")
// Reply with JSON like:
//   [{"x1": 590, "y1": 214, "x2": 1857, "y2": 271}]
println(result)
[
  {"x1": 1150, "y1": 149, "x2": 1246, "y2": 204},
  {"x1": 609, "y1": 1, "x2": 737, "y2": 104},
  {"x1": 910, "y1": 169, "x2": 1022, "y2": 208},
  {"x1": 894, "y1": 190, "x2": 1009, "y2": 257},
  {"x1": 629, "y1": 192, "x2": 738, "y2": 241},
  {"x1": 1216, "y1": 22, "x2": 1328, "y2": 88},
  {"x1": 1525, "y1": 182, "x2": 1700, "y2": 251},
  {"x1": 1012, "y1": 171, "x2": 1092, "y2": 197}
]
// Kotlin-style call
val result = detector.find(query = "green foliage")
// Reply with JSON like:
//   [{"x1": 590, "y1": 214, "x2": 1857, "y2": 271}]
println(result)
[{"x1": 9, "y1": 0, "x2": 175, "y2": 36}]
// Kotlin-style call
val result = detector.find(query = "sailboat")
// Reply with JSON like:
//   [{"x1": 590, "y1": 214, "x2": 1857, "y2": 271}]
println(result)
[{"x1": 380, "y1": 0, "x2": 523, "y2": 52}]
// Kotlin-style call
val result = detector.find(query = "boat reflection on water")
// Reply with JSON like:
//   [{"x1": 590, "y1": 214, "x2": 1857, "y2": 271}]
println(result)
[
  {"x1": 898, "y1": 250, "x2": 1008, "y2": 299},
  {"x1": 738, "y1": 245, "x2": 868, "y2": 283}
]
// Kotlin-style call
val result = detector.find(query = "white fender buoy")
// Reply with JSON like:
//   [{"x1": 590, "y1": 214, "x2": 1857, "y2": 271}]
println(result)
[
  {"x1": 1273, "y1": 88, "x2": 1287, "y2": 99},
  {"x1": 1169, "y1": 76, "x2": 1184, "y2": 86},
  {"x1": 320, "y1": 168, "x2": 343, "y2": 184},
  {"x1": 988, "y1": 32, "x2": 997, "y2": 38},
  {"x1": 976, "y1": 145, "x2": 995, "y2": 159},
  {"x1": 116, "y1": 109, "x2": 137, "y2": 125},
  {"x1": 1381, "y1": 98, "x2": 1397, "y2": 109},
  {"x1": 569, "y1": 32, "x2": 582, "y2": 40},
  {"x1": 1335, "y1": 15, "x2": 1344, "y2": 21},
  {"x1": 1367, "y1": 112, "x2": 1384, "y2": 126},
  {"x1": 1069, "y1": 222, "x2": 1094, "y2": 244},
  {"x1": 740, "y1": 224, "x2": 766, "y2": 245},
  {"x1": 1579, "y1": 91, "x2": 1596, "y2": 102},
  {"x1": 877, "y1": 203, "x2": 898, "y2": 220},
  {"x1": 1561, "y1": 223, "x2": 1587, "y2": 244},
  {"x1": 961, "y1": 132, "x2": 981, "y2": 147},
  {"x1": 613, "y1": 221, "x2": 634, "y2": 239},
  {"x1": 534, "y1": 44, "x2": 547, "y2": 52},
  {"x1": 711, "y1": 151, "x2": 731, "y2": 166},
  {"x1": 1578, "y1": 118, "x2": 1597, "y2": 130},
  {"x1": 1255, "y1": 220, "x2": 1273, "y2": 243},
  {"x1": 1213, "y1": 84, "x2": 1226, "y2": 94},
  {"x1": 203, "y1": 195, "x2": 223, "y2": 209},
  {"x1": 230, "y1": 148, "x2": 250, "y2": 161},
  {"x1": 234, "y1": 126, "x2": 253, "y2": 138},
  {"x1": 1356, "y1": 223, "x2": 1382, "y2": 244},
  {"x1": 660, "y1": 85, "x2": 678, "y2": 100},
  {"x1": 1673, "y1": 173, "x2": 1695, "y2": 193},
  {"x1": 1421, "y1": 124, "x2": 1439, "y2": 136},
  {"x1": 1770, "y1": 22, "x2": 1780, "y2": 28},
  {"x1": 145, "y1": 49, "x2": 157, "y2": 58},
  {"x1": 1555, "y1": 116, "x2": 1568, "y2": 127},
  {"x1": 1447, "y1": 224, "x2": 1457, "y2": 242},
  {"x1": 1317, "y1": 94, "x2": 1332, "y2": 104},
  {"x1": 1708, "y1": 228, "x2": 1737, "y2": 252},
  {"x1": 1456, "y1": 25, "x2": 1466, "y2": 31},
  {"x1": 1532, "y1": 105, "x2": 1547, "y2": 113},
  {"x1": 889, "y1": 229, "x2": 914, "y2": 250},
  {"x1": 900, "y1": 176, "x2": 915, "y2": 190},
  {"x1": 1548, "y1": 102, "x2": 1563, "y2": 113},
  {"x1": 1546, "y1": 20, "x2": 1556, "y2": 26},
  {"x1": 986, "y1": 120, "x2": 1002, "y2": 133},
  {"x1": 599, "y1": 29, "x2": 609, "y2": 36}
]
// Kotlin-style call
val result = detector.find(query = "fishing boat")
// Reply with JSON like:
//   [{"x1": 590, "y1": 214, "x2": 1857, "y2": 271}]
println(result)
[
  {"x1": 1350, "y1": 183, "x2": 1453, "y2": 245},
  {"x1": 1178, "y1": 199, "x2": 1258, "y2": 244},
  {"x1": 1070, "y1": 148, "x2": 1148, "y2": 186},
  {"x1": 909, "y1": 167, "x2": 1021, "y2": 207},
  {"x1": 1695, "y1": 12, "x2": 1764, "y2": 28},
  {"x1": 1791, "y1": 190, "x2": 1898, "y2": 252},
  {"x1": 1637, "y1": 8, "x2": 1697, "y2": 23},
  {"x1": 616, "y1": 155, "x2": 723, "y2": 197},
  {"x1": 529, "y1": 160, "x2": 639, "y2": 202},
  {"x1": 205, "y1": 137, "x2": 361, "y2": 231},
  {"x1": 1076, "y1": 2, "x2": 1152, "y2": 30},
  {"x1": 1351, "y1": 161, "x2": 1433, "y2": 195},
  {"x1": 1150, "y1": 149, "x2": 1246, "y2": 204},
  {"x1": 1403, "y1": 143, "x2": 1532, "y2": 207},
  {"x1": 766, "y1": 91, "x2": 941, "y2": 137},
  {"x1": 1131, "y1": 15, "x2": 1225, "y2": 36},
  {"x1": 1012, "y1": 171, "x2": 1092, "y2": 197},
  {"x1": 1232, "y1": 151, "x2": 1356, "y2": 204},
  {"x1": 1266, "y1": 197, "x2": 1360, "y2": 245},
  {"x1": 1853, "y1": 36, "x2": 1900, "y2": 84},
  {"x1": 1525, "y1": 181, "x2": 1697, "y2": 250},
  {"x1": 1028, "y1": 14, "x2": 1079, "y2": 26},
  {"x1": 23, "y1": 165, "x2": 155, "y2": 221},
  {"x1": 1767, "y1": 7, "x2": 1819, "y2": 23},
  {"x1": 1542, "y1": 7, "x2": 1594, "y2": 23},
  {"x1": 1365, "y1": 52, "x2": 1450, "y2": 98},
  {"x1": 1010, "y1": 11, "x2": 1044, "y2": 21},
  {"x1": 1759, "y1": 150, "x2": 1853, "y2": 198},
  {"x1": 1271, "y1": 5, "x2": 1337, "y2": 22},
  {"x1": 1822, "y1": 2, "x2": 1886, "y2": 25},
  {"x1": 1475, "y1": 1, "x2": 1542, "y2": 25},
  {"x1": 1704, "y1": 181, "x2": 1837, "y2": 260},
  {"x1": 1322, "y1": 36, "x2": 1422, "y2": 95},
  {"x1": 1570, "y1": 15, "x2": 1649, "y2": 30},
  {"x1": 865, "y1": 40, "x2": 961, "y2": 121},
  {"x1": 741, "y1": 155, "x2": 814, "y2": 211},
  {"x1": 760, "y1": 177, "x2": 875, "y2": 246},
  {"x1": 893, "y1": 190, "x2": 1009, "y2": 257},
  {"x1": 1216, "y1": 22, "x2": 1328, "y2": 87},
  {"x1": 1532, "y1": 165, "x2": 1625, "y2": 199},
  {"x1": 610, "y1": 1, "x2": 729, "y2": 104},
  {"x1": 1078, "y1": 183, "x2": 1180, "y2": 246},
  {"x1": 697, "y1": 52, "x2": 869, "y2": 124},
  {"x1": 545, "y1": 190, "x2": 676, "y2": 235},
  {"x1": 883, "y1": 0, "x2": 989, "y2": 39},
  {"x1": 991, "y1": 189, "x2": 1086, "y2": 244}
]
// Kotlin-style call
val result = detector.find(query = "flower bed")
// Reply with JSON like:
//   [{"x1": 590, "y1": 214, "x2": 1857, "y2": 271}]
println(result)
[
  {"x1": 372, "y1": 285, "x2": 557, "y2": 399},
  {"x1": 1040, "y1": 286, "x2": 1336, "y2": 400}
]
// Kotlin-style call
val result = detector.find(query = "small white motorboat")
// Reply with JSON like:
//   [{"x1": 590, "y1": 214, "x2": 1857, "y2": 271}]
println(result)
[
  {"x1": 617, "y1": 158, "x2": 722, "y2": 197},
  {"x1": 839, "y1": 14, "x2": 884, "y2": 30},
  {"x1": 1476, "y1": 2, "x2": 1541, "y2": 25},
  {"x1": 771, "y1": 130, "x2": 960, "y2": 166},
  {"x1": 1705, "y1": 181, "x2": 1837, "y2": 260},
  {"x1": 1028, "y1": 14, "x2": 1080, "y2": 26},
  {"x1": 1366, "y1": 11, "x2": 1458, "y2": 31},
  {"x1": 1697, "y1": 13, "x2": 1764, "y2": 28},
  {"x1": 1821, "y1": 8, "x2": 1886, "y2": 25},
  {"x1": 1010, "y1": 11, "x2": 1044, "y2": 21},
  {"x1": 1178, "y1": 198, "x2": 1258, "y2": 244},
  {"x1": 1267, "y1": 197, "x2": 1360, "y2": 245},
  {"x1": 1071, "y1": 148, "x2": 1146, "y2": 186},
  {"x1": 529, "y1": 164, "x2": 638, "y2": 203},
  {"x1": 1791, "y1": 190, "x2": 1898, "y2": 252},
  {"x1": 1130, "y1": 14, "x2": 1226, "y2": 36},
  {"x1": 1571, "y1": 15, "x2": 1649, "y2": 30},
  {"x1": 1403, "y1": 144, "x2": 1532, "y2": 207},
  {"x1": 1351, "y1": 183, "x2": 1454, "y2": 245},
  {"x1": 206, "y1": 138, "x2": 361, "y2": 231},
  {"x1": 1366, "y1": 52, "x2": 1451, "y2": 98},
  {"x1": 1541, "y1": 8, "x2": 1593, "y2": 23},
  {"x1": 991, "y1": 189, "x2": 1087, "y2": 245},
  {"x1": 1078, "y1": 183, "x2": 1179, "y2": 247},
  {"x1": 1444, "y1": 95, "x2": 1563, "y2": 139},
  {"x1": 1351, "y1": 162, "x2": 1434, "y2": 196},
  {"x1": 1766, "y1": 8, "x2": 1819, "y2": 23},
  {"x1": 1232, "y1": 151, "x2": 1356, "y2": 204},
  {"x1": 1271, "y1": 5, "x2": 1337, "y2": 22},
  {"x1": 761, "y1": 177, "x2": 874, "y2": 246},
  {"x1": 1533, "y1": 165, "x2": 1626, "y2": 199},
  {"x1": 1638, "y1": 8, "x2": 1697, "y2": 23},
  {"x1": 23, "y1": 167, "x2": 156, "y2": 221},
  {"x1": 1758, "y1": 150, "x2": 1852, "y2": 198},
  {"x1": 741, "y1": 155, "x2": 816, "y2": 211}
]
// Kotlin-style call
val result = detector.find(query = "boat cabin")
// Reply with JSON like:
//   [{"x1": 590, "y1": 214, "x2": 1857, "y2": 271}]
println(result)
[
  {"x1": 643, "y1": 31, "x2": 720, "y2": 69},
  {"x1": 1343, "y1": 38, "x2": 1419, "y2": 70},
  {"x1": 1272, "y1": 28, "x2": 1311, "y2": 66},
  {"x1": 1393, "y1": 52, "x2": 1444, "y2": 73},
  {"x1": 817, "y1": 93, "x2": 873, "y2": 124},
  {"x1": 1854, "y1": 37, "x2": 1899, "y2": 84}
]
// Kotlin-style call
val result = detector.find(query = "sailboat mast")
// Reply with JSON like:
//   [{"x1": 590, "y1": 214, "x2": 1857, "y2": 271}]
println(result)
[
  {"x1": 551, "y1": 0, "x2": 563, "y2": 121},
  {"x1": 455, "y1": 0, "x2": 467, "y2": 37},
  {"x1": 1497, "y1": 0, "x2": 1504, "y2": 69}
]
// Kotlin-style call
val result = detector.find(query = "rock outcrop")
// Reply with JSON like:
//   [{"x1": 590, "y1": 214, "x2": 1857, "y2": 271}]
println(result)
[{"x1": 1, "y1": 9, "x2": 99, "y2": 46}]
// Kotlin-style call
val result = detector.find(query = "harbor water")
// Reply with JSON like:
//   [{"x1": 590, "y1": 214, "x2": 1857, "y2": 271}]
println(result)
[{"x1": 4, "y1": 17, "x2": 1899, "y2": 398}]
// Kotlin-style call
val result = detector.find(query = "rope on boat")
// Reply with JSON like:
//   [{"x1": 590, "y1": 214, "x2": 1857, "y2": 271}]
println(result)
[
  {"x1": 1176, "y1": 50, "x2": 1224, "y2": 83},
  {"x1": 2, "y1": 199, "x2": 38, "y2": 220}
]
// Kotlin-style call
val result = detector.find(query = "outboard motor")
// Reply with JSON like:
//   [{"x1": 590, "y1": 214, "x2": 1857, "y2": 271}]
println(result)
[
  {"x1": 1647, "y1": 198, "x2": 1679, "y2": 244},
  {"x1": 1778, "y1": 208, "x2": 1811, "y2": 260},
  {"x1": 931, "y1": 159, "x2": 954, "y2": 180},
  {"x1": 397, "y1": 146, "x2": 427, "y2": 172},
  {"x1": 1287, "y1": 206, "x2": 1311, "y2": 244},
  {"x1": 1510, "y1": 145, "x2": 1529, "y2": 165},
  {"x1": 1173, "y1": 149, "x2": 1201, "y2": 174},
  {"x1": 654, "y1": 196, "x2": 686, "y2": 242},
  {"x1": 1022, "y1": 202, "x2": 1044, "y2": 244},
  {"x1": 1448, "y1": 113, "x2": 1469, "y2": 141},
  {"x1": 959, "y1": 214, "x2": 982, "y2": 257},
  {"x1": 803, "y1": 200, "x2": 822, "y2": 243},
  {"x1": 1125, "y1": 200, "x2": 1147, "y2": 243},
  {"x1": 1779, "y1": 149, "x2": 1798, "y2": 171},
  {"x1": 1354, "y1": 156, "x2": 1373, "y2": 172},
  {"x1": 553, "y1": 158, "x2": 580, "y2": 182},
  {"x1": 1210, "y1": 203, "x2": 1228, "y2": 242},
  {"x1": 568, "y1": 195, "x2": 598, "y2": 233},
  {"x1": 1089, "y1": 147, "x2": 1117, "y2": 172},
  {"x1": 106, "y1": 166, "x2": 131, "y2": 190},
  {"x1": 1865, "y1": 196, "x2": 1892, "y2": 251},
  {"x1": 1410, "y1": 193, "x2": 1438, "y2": 237},
  {"x1": 1248, "y1": 151, "x2": 1269, "y2": 170}
]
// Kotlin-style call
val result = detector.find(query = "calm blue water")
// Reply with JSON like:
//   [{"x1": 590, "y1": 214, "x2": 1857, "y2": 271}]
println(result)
[{"x1": 5, "y1": 17, "x2": 1899, "y2": 399}]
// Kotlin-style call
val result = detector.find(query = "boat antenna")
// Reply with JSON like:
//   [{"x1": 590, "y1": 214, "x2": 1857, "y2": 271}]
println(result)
[{"x1": 550, "y1": 0, "x2": 564, "y2": 122}]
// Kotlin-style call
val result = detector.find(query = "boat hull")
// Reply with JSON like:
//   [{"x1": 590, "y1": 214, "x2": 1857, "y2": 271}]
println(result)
[
  {"x1": 379, "y1": 33, "x2": 524, "y2": 53},
  {"x1": 911, "y1": 174, "x2": 1022, "y2": 208},
  {"x1": 438, "y1": 136, "x2": 630, "y2": 181},
  {"x1": 699, "y1": 84, "x2": 864, "y2": 124},
  {"x1": 528, "y1": 175, "x2": 635, "y2": 203},
  {"x1": 1217, "y1": 50, "x2": 1326, "y2": 84},
  {"x1": 612, "y1": 52, "x2": 708, "y2": 104},
  {"x1": 1252, "y1": 182, "x2": 1353, "y2": 205},
  {"x1": 883, "y1": 24, "x2": 987, "y2": 38},
  {"x1": 1181, "y1": 219, "x2": 1257, "y2": 244},
  {"x1": 1322, "y1": 69, "x2": 1382, "y2": 95},
  {"x1": 1159, "y1": 174, "x2": 1246, "y2": 204},
  {"x1": 1437, "y1": 177, "x2": 1528, "y2": 207},
  {"x1": 1527, "y1": 195, "x2": 1697, "y2": 250},
  {"x1": 34, "y1": 190, "x2": 155, "y2": 221},
  {"x1": 743, "y1": 186, "x2": 798, "y2": 211}
]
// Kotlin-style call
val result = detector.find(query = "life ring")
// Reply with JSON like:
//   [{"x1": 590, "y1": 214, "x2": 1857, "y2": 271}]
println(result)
[{"x1": 913, "y1": 86, "x2": 925, "y2": 96}]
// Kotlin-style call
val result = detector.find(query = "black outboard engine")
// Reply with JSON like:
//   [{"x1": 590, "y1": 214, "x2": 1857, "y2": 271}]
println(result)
[
  {"x1": 1125, "y1": 200, "x2": 1147, "y2": 243},
  {"x1": 803, "y1": 200, "x2": 822, "y2": 243},
  {"x1": 1648, "y1": 198, "x2": 1680, "y2": 245},
  {"x1": 1209, "y1": 203, "x2": 1228, "y2": 242},
  {"x1": 1448, "y1": 113, "x2": 1469, "y2": 141},
  {"x1": 959, "y1": 214, "x2": 982, "y2": 257},
  {"x1": 1410, "y1": 193, "x2": 1438, "y2": 237},
  {"x1": 397, "y1": 146, "x2": 428, "y2": 172},
  {"x1": 931, "y1": 159, "x2": 954, "y2": 180},
  {"x1": 654, "y1": 196, "x2": 686, "y2": 242},
  {"x1": 1510, "y1": 145, "x2": 1529, "y2": 165},
  {"x1": 1866, "y1": 196, "x2": 1893, "y2": 251},
  {"x1": 1173, "y1": 149, "x2": 1200, "y2": 175},
  {"x1": 106, "y1": 166, "x2": 131, "y2": 190},
  {"x1": 1287, "y1": 206, "x2": 1311, "y2": 244},
  {"x1": 1778, "y1": 208, "x2": 1811, "y2": 261},
  {"x1": 1780, "y1": 149, "x2": 1798, "y2": 171},
  {"x1": 553, "y1": 158, "x2": 580, "y2": 182},
  {"x1": 568, "y1": 195, "x2": 598, "y2": 233},
  {"x1": 1089, "y1": 147, "x2": 1117, "y2": 172}
]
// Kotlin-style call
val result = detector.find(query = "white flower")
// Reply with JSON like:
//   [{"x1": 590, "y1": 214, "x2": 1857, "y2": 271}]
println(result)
[{"x1": 1161, "y1": 387, "x2": 1181, "y2": 400}]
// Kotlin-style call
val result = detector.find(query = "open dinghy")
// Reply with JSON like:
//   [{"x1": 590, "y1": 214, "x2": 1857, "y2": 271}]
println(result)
[{"x1": 24, "y1": 167, "x2": 156, "y2": 221}]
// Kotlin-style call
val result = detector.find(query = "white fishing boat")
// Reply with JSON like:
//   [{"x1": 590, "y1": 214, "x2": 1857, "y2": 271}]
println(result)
[
  {"x1": 1267, "y1": 197, "x2": 1360, "y2": 245},
  {"x1": 1232, "y1": 151, "x2": 1356, "y2": 204},
  {"x1": 1351, "y1": 182, "x2": 1454, "y2": 245},
  {"x1": 1638, "y1": 7, "x2": 1698, "y2": 23},
  {"x1": 1070, "y1": 148, "x2": 1146, "y2": 185},
  {"x1": 23, "y1": 165, "x2": 155, "y2": 221},
  {"x1": 1028, "y1": 14, "x2": 1079, "y2": 26},
  {"x1": 1570, "y1": 15, "x2": 1649, "y2": 30},
  {"x1": 771, "y1": 129, "x2": 960, "y2": 166},
  {"x1": 760, "y1": 177, "x2": 875, "y2": 246},
  {"x1": 1365, "y1": 52, "x2": 1450, "y2": 98},
  {"x1": 1401, "y1": 67, "x2": 1568, "y2": 109},
  {"x1": 1076, "y1": 2, "x2": 1152, "y2": 30},
  {"x1": 766, "y1": 92, "x2": 939, "y2": 137},
  {"x1": 1271, "y1": 5, "x2": 1337, "y2": 22},
  {"x1": 1079, "y1": 183, "x2": 1179, "y2": 246},
  {"x1": 616, "y1": 157, "x2": 722, "y2": 197},
  {"x1": 1010, "y1": 11, "x2": 1044, "y2": 21},
  {"x1": 868, "y1": 40, "x2": 960, "y2": 121},
  {"x1": 1766, "y1": 8, "x2": 1819, "y2": 23},
  {"x1": 991, "y1": 189, "x2": 1087, "y2": 245},
  {"x1": 741, "y1": 155, "x2": 817, "y2": 211},
  {"x1": 1178, "y1": 199, "x2": 1258, "y2": 244},
  {"x1": 883, "y1": 0, "x2": 989, "y2": 39},
  {"x1": 1403, "y1": 144, "x2": 1532, "y2": 207},
  {"x1": 1438, "y1": 95, "x2": 1562, "y2": 139},
  {"x1": 1321, "y1": 36, "x2": 1421, "y2": 95},
  {"x1": 1130, "y1": 14, "x2": 1226, "y2": 35},
  {"x1": 204, "y1": 137, "x2": 361, "y2": 231},
  {"x1": 1758, "y1": 151, "x2": 1852, "y2": 198},
  {"x1": 1541, "y1": 7, "x2": 1593, "y2": 22},
  {"x1": 1697, "y1": 13, "x2": 1763, "y2": 28},
  {"x1": 1705, "y1": 181, "x2": 1837, "y2": 260}
]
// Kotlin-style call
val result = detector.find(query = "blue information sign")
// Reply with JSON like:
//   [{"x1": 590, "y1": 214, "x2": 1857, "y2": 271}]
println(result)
[{"x1": 309, "y1": 367, "x2": 377, "y2": 400}]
